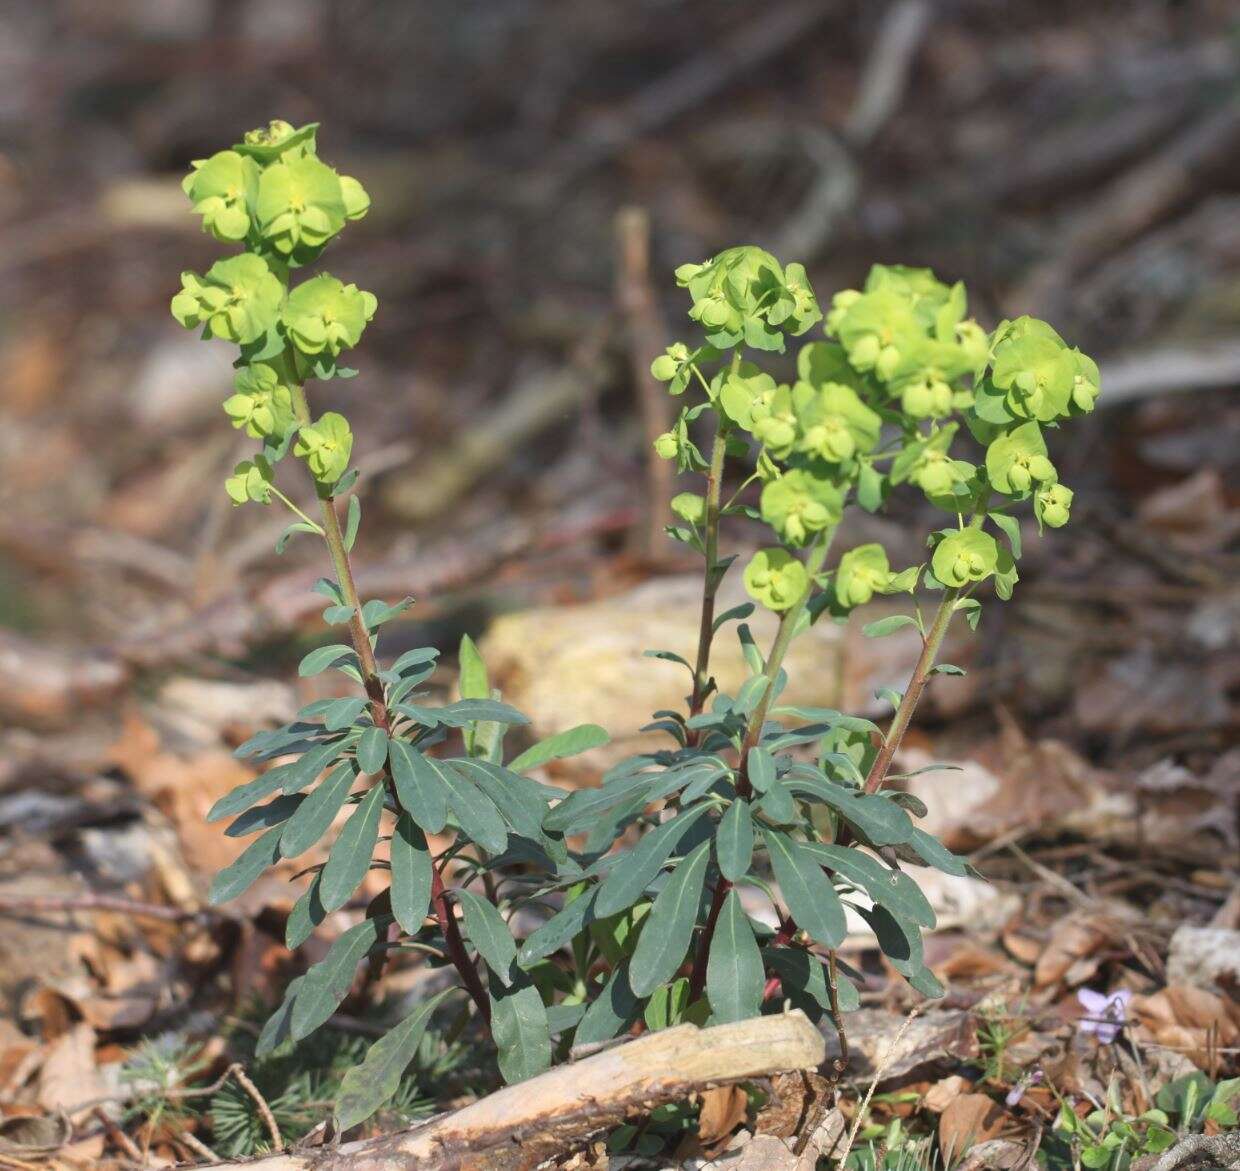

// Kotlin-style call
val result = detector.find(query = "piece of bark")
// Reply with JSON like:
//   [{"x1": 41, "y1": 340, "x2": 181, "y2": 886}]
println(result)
[{"x1": 203, "y1": 1011, "x2": 825, "y2": 1171}]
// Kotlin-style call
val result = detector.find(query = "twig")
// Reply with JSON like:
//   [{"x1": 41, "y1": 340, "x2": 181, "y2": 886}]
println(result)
[
  {"x1": 178, "y1": 1128, "x2": 221, "y2": 1163},
  {"x1": 0, "y1": 892, "x2": 205, "y2": 923},
  {"x1": 92, "y1": 1107, "x2": 142, "y2": 1163},
  {"x1": 835, "y1": 1005, "x2": 923, "y2": 1169},
  {"x1": 232, "y1": 1063, "x2": 283, "y2": 1152},
  {"x1": 614, "y1": 207, "x2": 672, "y2": 560}
]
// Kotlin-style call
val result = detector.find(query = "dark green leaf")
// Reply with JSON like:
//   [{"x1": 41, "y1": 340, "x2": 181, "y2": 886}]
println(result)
[
  {"x1": 508, "y1": 724, "x2": 610, "y2": 773},
  {"x1": 441, "y1": 699, "x2": 529, "y2": 727},
  {"x1": 595, "y1": 806, "x2": 710, "y2": 918},
  {"x1": 391, "y1": 647, "x2": 440, "y2": 676},
  {"x1": 490, "y1": 972, "x2": 551, "y2": 1084},
  {"x1": 291, "y1": 916, "x2": 388, "y2": 1041},
  {"x1": 225, "y1": 793, "x2": 303, "y2": 838},
  {"x1": 389, "y1": 813, "x2": 433, "y2": 935},
  {"x1": 713, "y1": 603, "x2": 755, "y2": 634},
  {"x1": 278, "y1": 740, "x2": 347, "y2": 795},
  {"x1": 518, "y1": 889, "x2": 598, "y2": 966},
  {"x1": 762, "y1": 828, "x2": 846, "y2": 948},
  {"x1": 801, "y1": 843, "x2": 935, "y2": 928},
  {"x1": 757, "y1": 781, "x2": 796, "y2": 824},
  {"x1": 286, "y1": 873, "x2": 327, "y2": 948},
  {"x1": 629, "y1": 840, "x2": 711, "y2": 998},
  {"x1": 763, "y1": 947, "x2": 858, "y2": 1022},
  {"x1": 356, "y1": 726, "x2": 389, "y2": 774},
  {"x1": 387, "y1": 741, "x2": 449, "y2": 834},
  {"x1": 456, "y1": 890, "x2": 517, "y2": 985},
  {"x1": 715, "y1": 799, "x2": 754, "y2": 882},
  {"x1": 208, "y1": 825, "x2": 282, "y2": 905},
  {"x1": 746, "y1": 747, "x2": 775, "y2": 794},
  {"x1": 334, "y1": 988, "x2": 452, "y2": 1132},
  {"x1": 543, "y1": 773, "x2": 656, "y2": 835},
  {"x1": 298, "y1": 644, "x2": 357, "y2": 677},
  {"x1": 280, "y1": 761, "x2": 356, "y2": 858},
  {"x1": 901, "y1": 827, "x2": 970, "y2": 876},
  {"x1": 707, "y1": 890, "x2": 763, "y2": 1024},
  {"x1": 207, "y1": 770, "x2": 288, "y2": 824},
  {"x1": 324, "y1": 697, "x2": 367, "y2": 732},
  {"x1": 319, "y1": 784, "x2": 384, "y2": 912},
  {"x1": 574, "y1": 961, "x2": 640, "y2": 1046},
  {"x1": 784, "y1": 774, "x2": 914, "y2": 847},
  {"x1": 255, "y1": 975, "x2": 302, "y2": 1057},
  {"x1": 440, "y1": 769, "x2": 508, "y2": 855},
  {"x1": 451, "y1": 759, "x2": 546, "y2": 840}
]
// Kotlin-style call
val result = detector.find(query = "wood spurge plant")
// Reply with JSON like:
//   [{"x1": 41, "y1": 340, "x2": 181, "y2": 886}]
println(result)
[{"x1": 177, "y1": 122, "x2": 1098, "y2": 1134}]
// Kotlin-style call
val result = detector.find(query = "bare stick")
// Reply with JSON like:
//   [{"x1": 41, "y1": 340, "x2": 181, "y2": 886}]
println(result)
[
  {"x1": 232, "y1": 1064, "x2": 283, "y2": 1152},
  {"x1": 0, "y1": 892, "x2": 204, "y2": 923}
]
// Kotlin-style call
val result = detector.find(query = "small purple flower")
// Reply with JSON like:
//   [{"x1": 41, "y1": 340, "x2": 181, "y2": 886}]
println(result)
[
  {"x1": 1076, "y1": 987, "x2": 1131, "y2": 1044},
  {"x1": 1005, "y1": 1069, "x2": 1044, "y2": 1107}
]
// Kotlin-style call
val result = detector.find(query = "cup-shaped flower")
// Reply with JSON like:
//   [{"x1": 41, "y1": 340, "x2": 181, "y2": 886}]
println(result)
[
  {"x1": 170, "y1": 254, "x2": 284, "y2": 345},
  {"x1": 986, "y1": 421, "x2": 1057, "y2": 496},
  {"x1": 283, "y1": 275, "x2": 377, "y2": 357},
  {"x1": 830, "y1": 289, "x2": 923, "y2": 382},
  {"x1": 760, "y1": 470, "x2": 842, "y2": 547},
  {"x1": 719, "y1": 364, "x2": 778, "y2": 429},
  {"x1": 671, "y1": 492, "x2": 706, "y2": 524},
  {"x1": 743, "y1": 548, "x2": 809, "y2": 611},
  {"x1": 1070, "y1": 349, "x2": 1100, "y2": 413},
  {"x1": 990, "y1": 319, "x2": 1075, "y2": 422},
  {"x1": 223, "y1": 363, "x2": 295, "y2": 440},
  {"x1": 1035, "y1": 482, "x2": 1073, "y2": 530},
  {"x1": 749, "y1": 384, "x2": 798, "y2": 459},
  {"x1": 294, "y1": 411, "x2": 353, "y2": 485},
  {"x1": 181, "y1": 150, "x2": 259, "y2": 242},
  {"x1": 932, "y1": 528, "x2": 999, "y2": 587},
  {"x1": 225, "y1": 456, "x2": 274, "y2": 505},
  {"x1": 892, "y1": 338, "x2": 972, "y2": 420},
  {"x1": 865, "y1": 264, "x2": 954, "y2": 327},
  {"x1": 795, "y1": 382, "x2": 881, "y2": 464},
  {"x1": 339, "y1": 175, "x2": 371, "y2": 222},
  {"x1": 835, "y1": 543, "x2": 894, "y2": 607},
  {"x1": 257, "y1": 155, "x2": 347, "y2": 256},
  {"x1": 765, "y1": 262, "x2": 822, "y2": 336},
  {"x1": 653, "y1": 431, "x2": 680, "y2": 460}
]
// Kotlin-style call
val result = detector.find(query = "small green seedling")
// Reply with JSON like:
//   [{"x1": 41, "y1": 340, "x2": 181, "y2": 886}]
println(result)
[{"x1": 176, "y1": 123, "x2": 1098, "y2": 1131}]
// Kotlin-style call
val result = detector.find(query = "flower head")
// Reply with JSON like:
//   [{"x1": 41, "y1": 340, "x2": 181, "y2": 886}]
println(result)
[
  {"x1": 282, "y1": 275, "x2": 377, "y2": 357},
  {"x1": 223, "y1": 363, "x2": 295, "y2": 439},
  {"x1": 1035, "y1": 482, "x2": 1073, "y2": 530},
  {"x1": 990, "y1": 318, "x2": 1076, "y2": 422},
  {"x1": 932, "y1": 528, "x2": 999, "y2": 587},
  {"x1": 829, "y1": 289, "x2": 924, "y2": 382},
  {"x1": 760, "y1": 470, "x2": 842, "y2": 546},
  {"x1": 181, "y1": 150, "x2": 259, "y2": 242},
  {"x1": 257, "y1": 155, "x2": 348, "y2": 257},
  {"x1": 170, "y1": 254, "x2": 284, "y2": 344},
  {"x1": 986, "y1": 421, "x2": 1057, "y2": 496},
  {"x1": 835, "y1": 544, "x2": 894, "y2": 607},
  {"x1": 1076, "y1": 987, "x2": 1131, "y2": 1045},
  {"x1": 225, "y1": 456, "x2": 274, "y2": 505},
  {"x1": 794, "y1": 382, "x2": 881, "y2": 464},
  {"x1": 294, "y1": 411, "x2": 353, "y2": 485},
  {"x1": 744, "y1": 548, "x2": 809, "y2": 611}
]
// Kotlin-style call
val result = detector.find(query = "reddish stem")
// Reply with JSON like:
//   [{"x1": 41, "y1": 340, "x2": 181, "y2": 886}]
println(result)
[
  {"x1": 688, "y1": 877, "x2": 732, "y2": 1001},
  {"x1": 432, "y1": 865, "x2": 492, "y2": 1025}
]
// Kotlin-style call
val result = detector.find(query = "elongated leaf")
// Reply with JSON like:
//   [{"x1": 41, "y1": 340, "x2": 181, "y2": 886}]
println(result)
[
  {"x1": 319, "y1": 784, "x2": 384, "y2": 912},
  {"x1": 856, "y1": 904, "x2": 943, "y2": 998},
  {"x1": 902, "y1": 827, "x2": 970, "y2": 876},
  {"x1": 226, "y1": 793, "x2": 304, "y2": 838},
  {"x1": 784, "y1": 773, "x2": 915, "y2": 847},
  {"x1": 324, "y1": 697, "x2": 367, "y2": 732},
  {"x1": 280, "y1": 761, "x2": 356, "y2": 859},
  {"x1": 490, "y1": 972, "x2": 551, "y2": 1084},
  {"x1": 574, "y1": 960, "x2": 640, "y2": 1046},
  {"x1": 508, "y1": 724, "x2": 610, "y2": 773},
  {"x1": 278, "y1": 740, "x2": 346, "y2": 795},
  {"x1": 715, "y1": 799, "x2": 754, "y2": 882},
  {"x1": 544, "y1": 771, "x2": 659, "y2": 835},
  {"x1": 628, "y1": 840, "x2": 711, "y2": 998},
  {"x1": 546, "y1": 1003, "x2": 586, "y2": 1035},
  {"x1": 862, "y1": 614, "x2": 919, "y2": 639},
  {"x1": 595, "y1": 806, "x2": 710, "y2": 918},
  {"x1": 456, "y1": 890, "x2": 517, "y2": 985},
  {"x1": 286, "y1": 873, "x2": 327, "y2": 949},
  {"x1": 746, "y1": 747, "x2": 776, "y2": 794},
  {"x1": 209, "y1": 825, "x2": 282, "y2": 905},
  {"x1": 334, "y1": 988, "x2": 453, "y2": 1131},
  {"x1": 208, "y1": 771, "x2": 289, "y2": 824},
  {"x1": 457, "y1": 634, "x2": 488, "y2": 699},
  {"x1": 387, "y1": 740, "x2": 448, "y2": 834},
  {"x1": 762, "y1": 828, "x2": 846, "y2": 948},
  {"x1": 758, "y1": 781, "x2": 796, "y2": 825},
  {"x1": 342, "y1": 495, "x2": 361, "y2": 553},
  {"x1": 707, "y1": 890, "x2": 763, "y2": 1024},
  {"x1": 451, "y1": 759, "x2": 546, "y2": 840},
  {"x1": 399, "y1": 699, "x2": 529, "y2": 729},
  {"x1": 356, "y1": 726, "x2": 389, "y2": 775},
  {"x1": 801, "y1": 842, "x2": 935, "y2": 928},
  {"x1": 389, "y1": 813, "x2": 432, "y2": 935},
  {"x1": 391, "y1": 646, "x2": 440, "y2": 676},
  {"x1": 441, "y1": 769, "x2": 508, "y2": 855},
  {"x1": 291, "y1": 916, "x2": 387, "y2": 1041},
  {"x1": 255, "y1": 975, "x2": 302, "y2": 1057},
  {"x1": 299, "y1": 644, "x2": 357, "y2": 677},
  {"x1": 518, "y1": 888, "x2": 598, "y2": 966},
  {"x1": 763, "y1": 947, "x2": 859, "y2": 1022}
]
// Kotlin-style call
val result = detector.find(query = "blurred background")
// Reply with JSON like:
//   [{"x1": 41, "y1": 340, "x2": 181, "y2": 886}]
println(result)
[{"x1": 0, "y1": 0, "x2": 1236, "y2": 1161}]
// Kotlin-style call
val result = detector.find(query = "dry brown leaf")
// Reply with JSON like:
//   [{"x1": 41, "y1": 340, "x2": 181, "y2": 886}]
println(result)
[
  {"x1": 753, "y1": 1069, "x2": 831, "y2": 1140},
  {"x1": 1034, "y1": 913, "x2": 1121, "y2": 989},
  {"x1": 939, "y1": 1093, "x2": 1007, "y2": 1161},
  {"x1": 923, "y1": 1075, "x2": 974, "y2": 1113},
  {"x1": 36, "y1": 1023, "x2": 108, "y2": 1125},
  {"x1": 698, "y1": 1084, "x2": 750, "y2": 1149},
  {"x1": 1002, "y1": 924, "x2": 1045, "y2": 967},
  {"x1": 936, "y1": 941, "x2": 1019, "y2": 982},
  {"x1": 1132, "y1": 984, "x2": 1240, "y2": 1068}
]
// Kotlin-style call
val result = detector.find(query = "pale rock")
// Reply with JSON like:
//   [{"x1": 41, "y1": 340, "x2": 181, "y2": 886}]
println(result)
[{"x1": 1166, "y1": 925, "x2": 1240, "y2": 993}]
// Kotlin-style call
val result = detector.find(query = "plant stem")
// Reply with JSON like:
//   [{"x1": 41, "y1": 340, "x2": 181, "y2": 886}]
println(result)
[
  {"x1": 736, "y1": 529, "x2": 837, "y2": 791},
  {"x1": 432, "y1": 864, "x2": 493, "y2": 1025},
  {"x1": 687, "y1": 875, "x2": 731, "y2": 1000},
  {"x1": 861, "y1": 506, "x2": 987, "y2": 795}
]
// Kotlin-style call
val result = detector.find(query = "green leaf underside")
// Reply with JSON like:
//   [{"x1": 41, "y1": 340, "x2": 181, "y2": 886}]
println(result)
[
  {"x1": 440, "y1": 769, "x2": 508, "y2": 855},
  {"x1": 281, "y1": 761, "x2": 356, "y2": 858},
  {"x1": 595, "y1": 805, "x2": 710, "y2": 918},
  {"x1": 707, "y1": 890, "x2": 763, "y2": 1023},
  {"x1": 286, "y1": 872, "x2": 327, "y2": 949},
  {"x1": 389, "y1": 813, "x2": 433, "y2": 934},
  {"x1": 519, "y1": 888, "x2": 598, "y2": 966},
  {"x1": 762, "y1": 828, "x2": 846, "y2": 948},
  {"x1": 490, "y1": 972, "x2": 551, "y2": 1084},
  {"x1": 319, "y1": 783, "x2": 385, "y2": 912},
  {"x1": 209, "y1": 824, "x2": 282, "y2": 905},
  {"x1": 508, "y1": 724, "x2": 610, "y2": 772},
  {"x1": 800, "y1": 842, "x2": 936, "y2": 928},
  {"x1": 715, "y1": 798, "x2": 754, "y2": 882},
  {"x1": 457, "y1": 889, "x2": 517, "y2": 985},
  {"x1": 334, "y1": 988, "x2": 453, "y2": 1132},
  {"x1": 628, "y1": 840, "x2": 711, "y2": 998},
  {"x1": 291, "y1": 917, "x2": 388, "y2": 1041}
]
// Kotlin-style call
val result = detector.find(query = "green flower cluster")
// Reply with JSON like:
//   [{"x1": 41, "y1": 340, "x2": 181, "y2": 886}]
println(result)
[
  {"x1": 172, "y1": 121, "x2": 379, "y2": 496},
  {"x1": 653, "y1": 253, "x2": 1098, "y2": 614}
]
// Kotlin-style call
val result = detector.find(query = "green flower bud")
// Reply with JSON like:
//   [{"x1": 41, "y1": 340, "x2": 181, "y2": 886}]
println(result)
[
  {"x1": 760, "y1": 470, "x2": 842, "y2": 547},
  {"x1": 834, "y1": 544, "x2": 893, "y2": 607},
  {"x1": 181, "y1": 150, "x2": 259, "y2": 242},
  {"x1": 671, "y1": 492, "x2": 706, "y2": 524},
  {"x1": 913, "y1": 449, "x2": 969, "y2": 497},
  {"x1": 236, "y1": 119, "x2": 319, "y2": 162},
  {"x1": 653, "y1": 431, "x2": 680, "y2": 460},
  {"x1": 1070, "y1": 349, "x2": 1100, "y2": 413},
  {"x1": 825, "y1": 288, "x2": 861, "y2": 336},
  {"x1": 986, "y1": 421, "x2": 1057, "y2": 497},
  {"x1": 223, "y1": 363, "x2": 295, "y2": 440},
  {"x1": 170, "y1": 253, "x2": 283, "y2": 345},
  {"x1": 830, "y1": 289, "x2": 923, "y2": 383},
  {"x1": 931, "y1": 528, "x2": 999, "y2": 587},
  {"x1": 283, "y1": 274, "x2": 377, "y2": 357},
  {"x1": 294, "y1": 411, "x2": 354, "y2": 485},
  {"x1": 991, "y1": 323, "x2": 1075, "y2": 421},
  {"x1": 339, "y1": 175, "x2": 371, "y2": 221},
  {"x1": 225, "y1": 456, "x2": 274, "y2": 505},
  {"x1": 743, "y1": 548, "x2": 809, "y2": 612},
  {"x1": 900, "y1": 373, "x2": 953, "y2": 420},
  {"x1": 794, "y1": 381, "x2": 881, "y2": 464},
  {"x1": 956, "y1": 320, "x2": 990, "y2": 372},
  {"x1": 651, "y1": 342, "x2": 695, "y2": 394},
  {"x1": 257, "y1": 154, "x2": 348, "y2": 257},
  {"x1": 1035, "y1": 482, "x2": 1073, "y2": 530}
]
